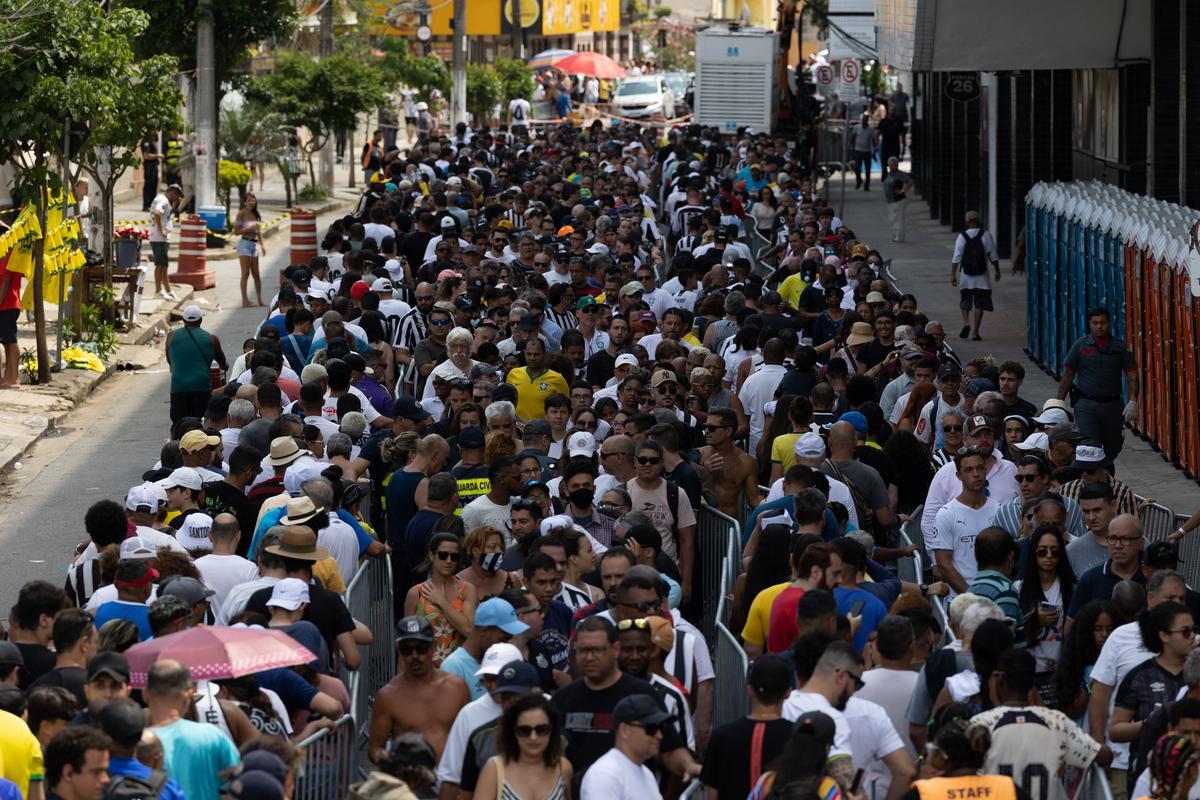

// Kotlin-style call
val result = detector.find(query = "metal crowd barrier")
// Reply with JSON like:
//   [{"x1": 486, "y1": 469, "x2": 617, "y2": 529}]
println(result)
[
  {"x1": 1138, "y1": 498, "x2": 1200, "y2": 588},
  {"x1": 697, "y1": 504, "x2": 741, "y2": 648},
  {"x1": 713, "y1": 622, "x2": 749, "y2": 729},
  {"x1": 342, "y1": 555, "x2": 397, "y2": 779},
  {"x1": 293, "y1": 713, "x2": 356, "y2": 800},
  {"x1": 895, "y1": 505, "x2": 950, "y2": 644},
  {"x1": 1071, "y1": 764, "x2": 1114, "y2": 800}
]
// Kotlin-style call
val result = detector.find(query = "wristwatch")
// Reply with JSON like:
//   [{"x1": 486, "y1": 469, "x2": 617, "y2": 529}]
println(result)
[{"x1": 919, "y1": 583, "x2": 929, "y2": 597}]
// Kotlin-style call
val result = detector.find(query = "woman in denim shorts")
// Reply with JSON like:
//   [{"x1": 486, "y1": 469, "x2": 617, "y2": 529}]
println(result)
[{"x1": 235, "y1": 192, "x2": 266, "y2": 307}]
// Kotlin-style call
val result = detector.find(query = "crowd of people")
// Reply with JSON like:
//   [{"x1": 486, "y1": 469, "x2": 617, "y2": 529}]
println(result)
[{"x1": 0, "y1": 106, "x2": 1189, "y2": 800}]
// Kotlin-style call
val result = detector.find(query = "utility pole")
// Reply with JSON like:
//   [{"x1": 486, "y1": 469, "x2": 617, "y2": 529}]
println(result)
[
  {"x1": 511, "y1": 0, "x2": 525, "y2": 60},
  {"x1": 450, "y1": 0, "x2": 467, "y2": 127},
  {"x1": 194, "y1": 0, "x2": 215, "y2": 209},
  {"x1": 318, "y1": 0, "x2": 335, "y2": 192}
]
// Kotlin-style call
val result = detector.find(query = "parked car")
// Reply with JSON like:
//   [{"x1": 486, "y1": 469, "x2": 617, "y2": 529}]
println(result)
[
  {"x1": 611, "y1": 75, "x2": 676, "y2": 119},
  {"x1": 663, "y1": 72, "x2": 693, "y2": 111}
]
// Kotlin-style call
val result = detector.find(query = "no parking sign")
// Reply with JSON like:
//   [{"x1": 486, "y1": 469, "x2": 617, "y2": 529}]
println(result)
[{"x1": 840, "y1": 59, "x2": 860, "y2": 86}]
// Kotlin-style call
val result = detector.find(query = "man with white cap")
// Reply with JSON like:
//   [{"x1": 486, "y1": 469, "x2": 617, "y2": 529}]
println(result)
[
  {"x1": 161, "y1": 467, "x2": 206, "y2": 529},
  {"x1": 990, "y1": 454, "x2": 1085, "y2": 540},
  {"x1": 83, "y1": 536, "x2": 166, "y2": 611},
  {"x1": 421, "y1": 216, "x2": 471, "y2": 264},
  {"x1": 124, "y1": 482, "x2": 188, "y2": 549},
  {"x1": 372, "y1": 276, "x2": 412, "y2": 329},
  {"x1": 593, "y1": 352, "x2": 638, "y2": 402},
  {"x1": 174, "y1": 512, "x2": 215, "y2": 553},
  {"x1": 762, "y1": 432, "x2": 859, "y2": 528},
  {"x1": 165, "y1": 304, "x2": 227, "y2": 424},
  {"x1": 263, "y1": 577, "x2": 329, "y2": 671},
  {"x1": 1057, "y1": 440, "x2": 1140, "y2": 517}
]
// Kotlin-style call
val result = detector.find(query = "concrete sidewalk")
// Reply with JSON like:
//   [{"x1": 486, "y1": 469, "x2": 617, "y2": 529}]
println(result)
[{"x1": 828, "y1": 172, "x2": 1199, "y2": 517}]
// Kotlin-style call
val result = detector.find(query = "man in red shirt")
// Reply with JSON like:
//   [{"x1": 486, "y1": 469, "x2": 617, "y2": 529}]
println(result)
[
  {"x1": 0, "y1": 255, "x2": 23, "y2": 386},
  {"x1": 765, "y1": 541, "x2": 840, "y2": 653}
]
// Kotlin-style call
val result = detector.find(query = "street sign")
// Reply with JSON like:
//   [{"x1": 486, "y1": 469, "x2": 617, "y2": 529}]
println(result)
[
  {"x1": 944, "y1": 71, "x2": 981, "y2": 102},
  {"x1": 416, "y1": 24, "x2": 432, "y2": 41},
  {"x1": 840, "y1": 59, "x2": 860, "y2": 85},
  {"x1": 815, "y1": 65, "x2": 834, "y2": 86}
]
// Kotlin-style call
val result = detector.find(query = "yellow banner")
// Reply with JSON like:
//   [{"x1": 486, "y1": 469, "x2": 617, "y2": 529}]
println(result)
[
  {"x1": 540, "y1": 0, "x2": 618, "y2": 35},
  {"x1": 370, "y1": 0, "x2": 502, "y2": 37}
]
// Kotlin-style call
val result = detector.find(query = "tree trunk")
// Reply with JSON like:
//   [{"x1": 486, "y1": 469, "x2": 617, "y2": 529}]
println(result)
[
  {"x1": 32, "y1": 196, "x2": 50, "y2": 384},
  {"x1": 283, "y1": 170, "x2": 293, "y2": 208}
]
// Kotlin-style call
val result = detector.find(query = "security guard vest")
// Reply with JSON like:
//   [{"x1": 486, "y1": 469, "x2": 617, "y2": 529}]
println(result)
[{"x1": 914, "y1": 775, "x2": 1019, "y2": 800}]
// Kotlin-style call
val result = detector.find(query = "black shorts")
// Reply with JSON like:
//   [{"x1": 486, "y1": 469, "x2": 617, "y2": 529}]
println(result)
[
  {"x1": 0, "y1": 309, "x2": 16, "y2": 345},
  {"x1": 960, "y1": 288, "x2": 994, "y2": 311},
  {"x1": 405, "y1": 116, "x2": 417, "y2": 124}
]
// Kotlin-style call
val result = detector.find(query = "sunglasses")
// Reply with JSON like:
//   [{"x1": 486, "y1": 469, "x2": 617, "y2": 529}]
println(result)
[
  {"x1": 575, "y1": 420, "x2": 598, "y2": 430},
  {"x1": 434, "y1": 550, "x2": 459, "y2": 561},
  {"x1": 636, "y1": 456, "x2": 661, "y2": 465},
  {"x1": 430, "y1": 319, "x2": 451, "y2": 326},
  {"x1": 1015, "y1": 474, "x2": 1039, "y2": 483},
  {"x1": 515, "y1": 723, "x2": 553, "y2": 738},
  {"x1": 843, "y1": 669, "x2": 866, "y2": 691},
  {"x1": 703, "y1": 423, "x2": 729, "y2": 432},
  {"x1": 943, "y1": 425, "x2": 963, "y2": 432},
  {"x1": 619, "y1": 599, "x2": 659, "y2": 613},
  {"x1": 631, "y1": 722, "x2": 663, "y2": 736},
  {"x1": 1171, "y1": 627, "x2": 1199, "y2": 638},
  {"x1": 1036, "y1": 547, "x2": 1061, "y2": 557},
  {"x1": 617, "y1": 618, "x2": 651, "y2": 631},
  {"x1": 397, "y1": 641, "x2": 432, "y2": 656}
]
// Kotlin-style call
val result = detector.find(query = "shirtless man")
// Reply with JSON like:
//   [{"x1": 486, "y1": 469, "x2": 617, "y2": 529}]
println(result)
[
  {"x1": 699, "y1": 407, "x2": 761, "y2": 519},
  {"x1": 369, "y1": 615, "x2": 470, "y2": 763}
]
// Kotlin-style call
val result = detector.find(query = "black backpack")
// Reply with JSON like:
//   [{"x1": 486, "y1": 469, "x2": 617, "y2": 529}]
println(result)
[
  {"x1": 959, "y1": 231, "x2": 989, "y2": 276},
  {"x1": 104, "y1": 771, "x2": 169, "y2": 800}
]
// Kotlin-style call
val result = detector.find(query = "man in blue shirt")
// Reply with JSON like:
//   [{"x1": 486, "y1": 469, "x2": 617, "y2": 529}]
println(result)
[
  {"x1": 831, "y1": 537, "x2": 889, "y2": 652},
  {"x1": 95, "y1": 697, "x2": 186, "y2": 800},
  {"x1": 93, "y1": 559, "x2": 156, "y2": 641},
  {"x1": 555, "y1": 87, "x2": 571, "y2": 119}
]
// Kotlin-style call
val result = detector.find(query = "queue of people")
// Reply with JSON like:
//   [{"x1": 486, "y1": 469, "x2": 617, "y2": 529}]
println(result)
[{"x1": 1, "y1": 112, "x2": 1185, "y2": 800}]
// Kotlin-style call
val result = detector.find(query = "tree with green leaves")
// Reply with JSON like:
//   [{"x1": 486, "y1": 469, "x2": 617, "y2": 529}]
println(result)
[
  {"x1": 245, "y1": 50, "x2": 387, "y2": 190},
  {"x1": 466, "y1": 65, "x2": 502, "y2": 128},
  {"x1": 494, "y1": 58, "x2": 535, "y2": 106},
  {"x1": 0, "y1": 0, "x2": 181, "y2": 383}
]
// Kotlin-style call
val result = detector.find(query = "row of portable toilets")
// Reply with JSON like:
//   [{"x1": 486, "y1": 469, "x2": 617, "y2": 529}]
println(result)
[{"x1": 1025, "y1": 181, "x2": 1200, "y2": 477}]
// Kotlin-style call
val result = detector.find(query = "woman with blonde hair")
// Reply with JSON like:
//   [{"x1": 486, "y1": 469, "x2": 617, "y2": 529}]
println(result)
[{"x1": 458, "y1": 526, "x2": 519, "y2": 598}]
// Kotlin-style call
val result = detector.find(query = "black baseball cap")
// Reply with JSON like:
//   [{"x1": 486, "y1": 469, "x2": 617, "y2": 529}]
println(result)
[
  {"x1": 747, "y1": 654, "x2": 792, "y2": 698},
  {"x1": 792, "y1": 710, "x2": 837, "y2": 745},
  {"x1": 87, "y1": 651, "x2": 130, "y2": 684},
  {"x1": 494, "y1": 661, "x2": 541, "y2": 694},
  {"x1": 612, "y1": 694, "x2": 672, "y2": 728},
  {"x1": 0, "y1": 642, "x2": 23, "y2": 668},
  {"x1": 95, "y1": 697, "x2": 145, "y2": 748},
  {"x1": 1144, "y1": 541, "x2": 1182, "y2": 568},
  {"x1": 937, "y1": 363, "x2": 962, "y2": 379},
  {"x1": 396, "y1": 615, "x2": 435, "y2": 643},
  {"x1": 459, "y1": 426, "x2": 486, "y2": 449},
  {"x1": 394, "y1": 396, "x2": 432, "y2": 422},
  {"x1": 1047, "y1": 422, "x2": 1086, "y2": 444}
]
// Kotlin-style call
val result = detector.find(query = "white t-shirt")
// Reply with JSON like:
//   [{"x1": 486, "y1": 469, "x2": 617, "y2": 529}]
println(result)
[
  {"x1": 509, "y1": 98, "x2": 531, "y2": 126},
  {"x1": 580, "y1": 748, "x2": 661, "y2": 800},
  {"x1": 194, "y1": 553, "x2": 260, "y2": 610},
  {"x1": 303, "y1": 415, "x2": 341, "y2": 442},
  {"x1": 219, "y1": 576, "x2": 280, "y2": 625},
  {"x1": 322, "y1": 386, "x2": 381, "y2": 423},
  {"x1": 844, "y1": 696, "x2": 907, "y2": 800},
  {"x1": 781, "y1": 690, "x2": 853, "y2": 758},
  {"x1": 1090, "y1": 620, "x2": 1152, "y2": 769},
  {"x1": 858, "y1": 668, "x2": 920, "y2": 759},
  {"x1": 437, "y1": 694, "x2": 502, "y2": 785},
  {"x1": 149, "y1": 194, "x2": 172, "y2": 242},
  {"x1": 737, "y1": 363, "x2": 787, "y2": 452},
  {"x1": 952, "y1": 228, "x2": 999, "y2": 291},
  {"x1": 362, "y1": 223, "x2": 393, "y2": 248},
  {"x1": 1013, "y1": 578, "x2": 1064, "y2": 673},
  {"x1": 319, "y1": 518, "x2": 361, "y2": 585},
  {"x1": 461, "y1": 495, "x2": 514, "y2": 544},
  {"x1": 765, "y1": 474, "x2": 860, "y2": 528},
  {"x1": 932, "y1": 496, "x2": 1000, "y2": 591}
]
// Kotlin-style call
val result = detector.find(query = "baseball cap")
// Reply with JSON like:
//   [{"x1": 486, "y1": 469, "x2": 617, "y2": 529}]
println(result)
[
  {"x1": 646, "y1": 616, "x2": 675, "y2": 652},
  {"x1": 306, "y1": 278, "x2": 334, "y2": 301},
  {"x1": 567, "y1": 431, "x2": 596, "y2": 457},
  {"x1": 343, "y1": 353, "x2": 372, "y2": 376},
  {"x1": 523, "y1": 419, "x2": 552, "y2": 436},
  {"x1": 394, "y1": 396, "x2": 432, "y2": 422},
  {"x1": 179, "y1": 430, "x2": 220, "y2": 453},
  {"x1": 1039, "y1": 399, "x2": 1073, "y2": 420},
  {"x1": 1047, "y1": 422, "x2": 1085, "y2": 444},
  {"x1": 87, "y1": 651, "x2": 130, "y2": 684},
  {"x1": 94, "y1": 697, "x2": 143, "y2": 748},
  {"x1": 865, "y1": 290, "x2": 886, "y2": 304},
  {"x1": 162, "y1": 466, "x2": 202, "y2": 491},
  {"x1": 113, "y1": 558, "x2": 158, "y2": 590},
  {"x1": 0, "y1": 642, "x2": 23, "y2": 668},
  {"x1": 371, "y1": 277, "x2": 394, "y2": 293},
  {"x1": 175, "y1": 513, "x2": 214, "y2": 552},
  {"x1": 521, "y1": 479, "x2": 549, "y2": 497},
  {"x1": 224, "y1": 771, "x2": 285, "y2": 800},
  {"x1": 1144, "y1": 541, "x2": 1182, "y2": 569},
  {"x1": 1033, "y1": 407, "x2": 1070, "y2": 427},
  {"x1": 1013, "y1": 432, "x2": 1050, "y2": 452},
  {"x1": 964, "y1": 414, "x2": 992, "y2": 435},
  {"x1": 839, "y1": 411, "x2": 868, "y2": 435},
  {"x1": 240, "y1": 752, "x2": 289, "y2": 786},
  {"x1": 851, "y1": 243, "x2": 871, "y2": 259},
  {"x1": 793, "y1": 710, "x2": 837, "y2": 746},
  {"x1": 266, "y1": 577, "x2": 310, "y2": 611},
  {"x1": 937, "y1": 363, "x2": 962, "y2": 379},
  {"x1": 493, "y1": 660, "x2": 542, "y2": 694},
  {"x1": 159, "y1": 575, "x2": 215, "y2": 605},
  {"x1": 748, "y1": 653, "x2": 793, "y2": 698},
  {"x1": 651, "y1": 369, "x2": 677, "y2": 388},
  {"x1": 436, "y1": 268, "x2": 462, "y2": 283},
  {"x1": 615, "y1": 353, "x2": 639, "y2": 369},
  {"x1": 576, "y1": 296, "x2": 598, "y2": 311},
  {"x1": 459, "y1": 426, "x2": 486, "y2": 449},
  {"x1": 350, "y1": 280, "x2": 371, "y2": 301},
  {"x1": 182, "y1": 305, "x2": 203, "y2": 322},
  {"x1": 117, "y1": 536, "x2": 157, "y2": 561},
  {"x1": 440, "y1": 216, "x2": 457, "y2": 229},
  {"x1": 637, "y1": 310, "x2": 657, "y2": 326},
  {"x1": 396, "y1": 615, "x2": 435, "y2": 643},
  {"x1": 475, "y1": 598, "x2": 529, "y2": 635},
  {"x1": 454, "y1": 295, "x2": 478, "y2": 311},
  {"x1": 1070, "y1": 441, "x2": 1111, "y2": 471},
  {"x1": 125, "y1": 482, "x2": 162, "y2": 512},
  {"x1": 794, "y1": 432, "x2": 827, "y2": 459},
  {"x1": 474, "y1": 643, "x2": 523, "y2": 677},
  {"x1": 300, "y1": 363, "x2": 328, "y2": 384},
  {"x1": 618, "y1": 281, "x2": 643, "y2": 298},
  {"x1": 965, "y1": 378, "x2": 996, "y2": 396},
  {"x1": 612, "y1": 694, "x2": 672, "y2": 728}
]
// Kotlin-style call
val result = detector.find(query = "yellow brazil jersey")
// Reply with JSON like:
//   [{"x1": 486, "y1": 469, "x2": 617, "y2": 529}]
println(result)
[
  {"x1": 741, "y1": 581, "x2": 792, "y2": 647},
  {"x1": 779, "y1": 272, "x2": 808, "y2": 309},
  {"x1": 0, "y1": 709, "x2": 42, "y2": 796},
  {"x1": 506, "y1": 367, "x2": 569, "y2": 421}
]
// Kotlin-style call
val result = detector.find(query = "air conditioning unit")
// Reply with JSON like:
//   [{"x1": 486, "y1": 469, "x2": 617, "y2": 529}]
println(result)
[{"x1": 693, "y1": 26, "x2": 779, "y2": 134}]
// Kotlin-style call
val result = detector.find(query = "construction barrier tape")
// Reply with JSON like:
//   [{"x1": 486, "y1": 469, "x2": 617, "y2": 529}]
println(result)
[
  {"x1": 527, "y1": 111, "x2": 694, "y2": 129},
  {"x1": 114, "y1": 210, "x2": 293, "y2": 245}
]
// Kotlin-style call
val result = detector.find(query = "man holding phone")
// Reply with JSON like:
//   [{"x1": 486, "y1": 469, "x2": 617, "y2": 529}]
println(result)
[{"x1": 832, "y1": 538, "x2": 889, "y2": 652}]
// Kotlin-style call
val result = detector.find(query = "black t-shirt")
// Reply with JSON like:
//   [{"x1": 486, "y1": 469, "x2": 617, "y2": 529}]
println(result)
[
  {"x1": 796, "y1": 285, "x2": 828, "y2": 317},
  {"x1": 200, "y1": 480, "x2": 256, "y2": 555},
  {"x1": 15, "y1": 643, "x2": 57, "y2": 691},
  {"x1": 1004, "y1": 396, "x2": 1039, "y2": 420},
  {"x1": 751, "y1": 312, "x2": 806, "y2": 333},
  {"x1": 664, "y1": 461, "x2": 703, "y2": 512},
  {"x1": 586, "y1": 349, "x2": 616, "y2": 389},
  {"x1": 857, "y1": 338, "x2": 897, "y2": 371},
  {"x1": 400, "y1": 230, "x2": 433, "y2": 269},
  {"x1": 458, "y1": 720, "x2": 500, "y2": 791},
  {"x1": 854, "y1": 445, "x2": 896, "y2": 491},
  {"x1": 1116, "y1": 658, "x2": 1185, "y2": 776},
  {"x1": 777, "y1": 367, "x2": 817, "y2": 399},
  {"x1": 245, "y1": 581, "x2": 355, "y2": 653},
  {"x1": 552, "y1": 673, "x2": 683, "y2": 776},
  {"x1": 699, "y1": 717, "x2": 793, "y2": 800},
  {"x1": 30, "y1": 665, "x2": 88, "y2": 706}
]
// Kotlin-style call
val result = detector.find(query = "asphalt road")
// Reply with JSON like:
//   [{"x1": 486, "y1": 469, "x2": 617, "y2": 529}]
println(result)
[{"x1": 0, "y1": 208, "x2": 348, "y2": 599}]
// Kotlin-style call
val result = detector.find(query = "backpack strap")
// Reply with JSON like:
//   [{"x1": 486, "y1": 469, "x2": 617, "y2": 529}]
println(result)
[
  {"x1": 666, "y1": 479, "x2": 679, "y2": 524},
  {"x1": 145, "y1": 769, "x2": 169, "y2": 795},
  {"x1": 749, "y1": 721, "x2": 768, "y2": 787}
]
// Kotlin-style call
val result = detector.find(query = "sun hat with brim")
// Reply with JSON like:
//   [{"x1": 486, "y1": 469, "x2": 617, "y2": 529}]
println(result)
[
  {"x1": 1070, "y1": 442, "x2": 1112, "y2": 472},
  {"x1": 280, "y1": 496, "x2": 322, "y2": 526},
  {"x1": 264, "y1": 527, "x2": 331, "y2": 561},
  {"x1": 267, "y1": 437, "x2": 304, "y2": 467},
  {"x1": 1032, "y1": 407, "x2": 1070, "y2": 427},
  {"x1": 845, "y1": 322, "x2": 874, "y2": 347}
]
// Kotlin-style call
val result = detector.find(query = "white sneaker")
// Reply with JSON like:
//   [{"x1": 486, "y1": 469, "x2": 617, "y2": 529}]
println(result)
[{"x1": 165, "y1": 290, "x2": 179, "y2": 301}]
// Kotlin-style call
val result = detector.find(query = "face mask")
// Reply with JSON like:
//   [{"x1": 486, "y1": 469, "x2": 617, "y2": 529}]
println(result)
[
  {"x1": 479, "y1": 552, "x2": 504, "y2": 574},
  {"x1": 568, "y1": 488, "x2": 595, "y2": 509}
]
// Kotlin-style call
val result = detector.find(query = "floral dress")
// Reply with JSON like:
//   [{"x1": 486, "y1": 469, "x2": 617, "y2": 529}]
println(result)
[{"x1": 416, "y1": 580, "x2": 468, "y2": 666}]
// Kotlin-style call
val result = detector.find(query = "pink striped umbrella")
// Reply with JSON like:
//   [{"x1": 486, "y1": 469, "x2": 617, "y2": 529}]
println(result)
[{"x1": 124, "y1": 626, "x2": 317, "y2": 688}]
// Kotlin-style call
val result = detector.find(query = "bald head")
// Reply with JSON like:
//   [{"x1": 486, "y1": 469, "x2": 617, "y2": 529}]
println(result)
[
  {"x1": 211, "y1": 513, "x2": 240, "y2": 543},
  {"x1": 416, "y1": 281, "x2": 434, "y2": 295},
  {"x1": 1111, "y1": 580, "x2": 1146, "y2": 620},
  {"x1": 1109, "y1": 514, "x2": 1140, "y2": 537},
  {"x1": 146, "y1": 659, "x2": 191, "y2": 698},
  {"x1": 604, "y1": 434, "x2": 635, "y2": 457},
  {"x1": 828, "y1": 421, "x2": 858, "y2": 456},
  {"x1": 235, "y1": 383, "x2": 258, "y2": 401}
]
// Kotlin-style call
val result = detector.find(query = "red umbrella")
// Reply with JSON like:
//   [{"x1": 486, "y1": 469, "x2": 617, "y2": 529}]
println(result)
[
  {"x1": 554, "y1": 51, "x2": 626, "y2": 80},
  {"x1": 124, "y1": 626, "x2": 317, "y2": 688}
]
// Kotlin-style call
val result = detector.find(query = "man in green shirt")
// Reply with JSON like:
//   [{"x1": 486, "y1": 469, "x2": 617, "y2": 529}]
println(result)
[{"x1": 165, "y1": 305, "x2": 227, "y2": 424}]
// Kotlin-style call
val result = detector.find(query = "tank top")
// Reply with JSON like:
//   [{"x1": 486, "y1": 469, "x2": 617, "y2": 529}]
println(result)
[
  {"x1": 492, "y1": 757, "x2": 566, "y2": 800},
  {"x1": 914, "y1": 775, "x2": 1018, "y2": 800},
  {"x1": 168, "y1": 326, "x2": 214, "y2": 393},
  {"x1": 193, "y1": 681, "x2": 234, "y2": 740}
]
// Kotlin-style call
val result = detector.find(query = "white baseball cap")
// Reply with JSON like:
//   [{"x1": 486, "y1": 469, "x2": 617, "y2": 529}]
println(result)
[
  {"x1": 267, "y1": 577, "x2": 310, "y2": 611},
  {"x1": 1013, "y1": 431, "x2": 1050, "y2": 452},
  {"x1": 1032, "y1": 407, "x2": 1069, "y2": 426},
  {"x1": 306, "y1": 278, "x2": 334, "y2": 301},
  {"x1": 615, "y1": 353, "x2": 639, "y2": 369},
  {"x1": 162, "y1": 467, "x2": 202, "y2": 492},
  {"x1": 371, "y1": 277, "x2": 394, "y2": 293},
  {"x1": 175, "y1": 513, "x2": 214, "y2": 552},
  {"x1": 182, "y1": 305, "x2": 203, "y2": 322},
  {"x1": 567, "y1": 431, "x2": 596, "y2": 458},
  {"x1": 125, "y1": 483, "x2": 163, "y2": 512},
  {"x1": 119, "y1": 536, "x2": 158, "y2": 560},
  {"x1": 474, "y1": 642, "x2": 523, "y2": 677},
  {"x1": 794, "y1": 432, "x2": 827, "y2": 459}
]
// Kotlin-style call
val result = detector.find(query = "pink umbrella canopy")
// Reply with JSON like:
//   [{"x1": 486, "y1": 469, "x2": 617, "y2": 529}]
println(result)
[
  {"x1": 554, "y1": 51, "x2": 626, "y2": 80},
  {"x1": 124, "y1": 626, "x2": 317, "y2": 688}
]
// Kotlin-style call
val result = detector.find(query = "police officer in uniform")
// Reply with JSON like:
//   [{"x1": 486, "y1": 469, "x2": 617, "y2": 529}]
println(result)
[
  {"x1": 1057, "y1": 306, "x2": 1138, "y2": 463},
  {"x1": 450, "y1": 426, "x2": 491, "y2": 507},
  {"x1": 163, "y1": 129, "x2": 184, "y2": 187}
]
